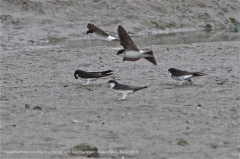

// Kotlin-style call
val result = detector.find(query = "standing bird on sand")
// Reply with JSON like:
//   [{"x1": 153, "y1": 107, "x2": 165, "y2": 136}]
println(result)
[
  {"x1": 74, "y1": 70, "x2": 113, "y2": 85},
  {"x1": 168, "y1": 68, "x2": 206, "y2": 85},
  {"x1": 117, "y1": 25, "x2": 157, "y2": 65},
  {"x1": 107, "y1": 80, "x2": 148, "y2": 100},
  {"x1": 86, "y1": 23, "x2": 119, "y2": 42}
]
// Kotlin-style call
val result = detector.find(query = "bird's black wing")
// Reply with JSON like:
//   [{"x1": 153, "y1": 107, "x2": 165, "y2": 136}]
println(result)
[
  {"x1": 114, "y1": 83, "x2": 146, "y2": 91},
  {"x1": 118, "y1": 25, "x2": 139, "y2": 51},
  {"x1": 87, "y1": 23, "x2": 109, "y2": 36}
]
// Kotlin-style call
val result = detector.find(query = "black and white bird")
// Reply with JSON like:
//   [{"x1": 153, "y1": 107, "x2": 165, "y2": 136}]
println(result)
[
  {"x1": 86, "y1": 23, "x2": 119, "y2": 42},
  {"x1": 168, "y1": 68, "x2": 205, "y2": 85},
  {"x1": 74, "y1": 70, "x2": 113, "y2": 85},
  {"x1": 107, "y1": 80, "x2": 148, "y2": 100},
  {"x1": 117, "y1": 25, "x2": 157, "y2": 65}
]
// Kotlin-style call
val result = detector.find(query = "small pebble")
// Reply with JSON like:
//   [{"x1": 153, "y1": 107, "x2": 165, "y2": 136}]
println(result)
[{"x1": 72, "y1": 120, "x2": 79, "y2": 123}]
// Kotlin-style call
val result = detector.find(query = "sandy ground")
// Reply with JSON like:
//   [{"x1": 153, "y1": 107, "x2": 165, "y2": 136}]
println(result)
[
  {"x1": 1, "y1": 41, "x2": 240, "y2": 158},
  {"x1": 1, "y1": 0, "x2": 240, "y2": 159}
]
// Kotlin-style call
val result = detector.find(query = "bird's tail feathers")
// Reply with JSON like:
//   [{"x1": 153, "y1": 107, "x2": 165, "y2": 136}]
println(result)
[
  {"x1": 111, "y1": 39, "x2": 120, "y2": 42},
  {"x1": 193, "y1": 72, "x2": 206, "y2": 76},
  {"x1": 142, "y1": 50, "x2": 157, "y2": 65},
  {"x1": 101, "y1": 70, "x2": 113, "y2": 76},
  {"x1": 134, "y1": 86, "x2": 148, "y2": 92}
]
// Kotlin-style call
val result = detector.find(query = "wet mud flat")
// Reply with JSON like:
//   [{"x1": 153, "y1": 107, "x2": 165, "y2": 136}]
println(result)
[{"x1": 0, "y1": 41, "x2": 239, "y2": 158}]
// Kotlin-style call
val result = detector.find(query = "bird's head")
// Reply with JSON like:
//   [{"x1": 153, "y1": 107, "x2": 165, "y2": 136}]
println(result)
[
  {"x1": 74, "y1": 70, "x2": 83, "y2": 79},
  {"x1": 168, "y1": 68, "x2": 176, "y2": 74},
  {"x1": 86, "y1": 30, "x2": 93, "y2": 34},
  {"x1": 107, "y1": 80, "x2": 118, "y2": 88},
  {"x1": 117, "y1": 49, "x2": 125, "y2": 55}
]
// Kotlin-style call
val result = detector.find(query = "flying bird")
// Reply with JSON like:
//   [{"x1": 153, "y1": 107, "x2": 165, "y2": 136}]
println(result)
[
  {"x1": 86, "y1": 23, "x2": 119, "y2": 42},
  {"x1": 74, "y1": 70, "x2": 113, "y2": 85},
  {"x1": 117, "y1": 25, "x2": 157, "y2": 65},
  {"x1": 107, "y1": 80, "x2": 148, "y2": 100},
  {"x1": 168, "y1": 68, "x2": 205, "y2": 85}
]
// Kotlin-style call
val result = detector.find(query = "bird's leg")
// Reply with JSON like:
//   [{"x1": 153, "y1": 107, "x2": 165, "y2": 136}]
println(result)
[
  {"x1": 181, "y1": 81, "x2": 184, "y2": 85},
  {"x1": 178, "y1": 81, "x2": 183, "y2": 85},
  {"x1": 187, "y1": 79, "x2": 193, "y2": 85},
  {"x1": 82, "y1": 80, "x2": 90, "y2": 85},
  {"x1": 122, "y1": 94, "x2": 127, "y2": 99},
  {"x1": 118, "y1": 93, "x2": 127, "y2": 100}
]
